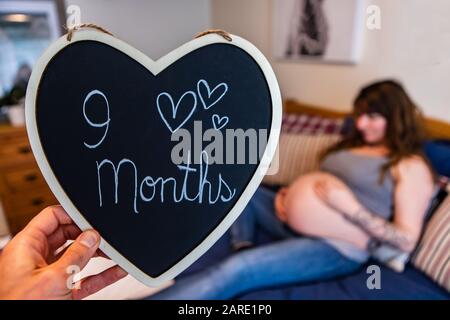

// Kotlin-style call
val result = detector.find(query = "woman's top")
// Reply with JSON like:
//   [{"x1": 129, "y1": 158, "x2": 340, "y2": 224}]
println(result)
[{"x1": 319, "y1": 149, "x2": 394, "y2": 262}]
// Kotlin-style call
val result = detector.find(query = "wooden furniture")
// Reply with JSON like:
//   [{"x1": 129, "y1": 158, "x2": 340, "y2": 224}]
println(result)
[
  {"x1": 0, "y1": 125, "x2": 57, "y2": 234},
  {"x1": 284, "y1": 99, "x2": 450, "y2": 139}
]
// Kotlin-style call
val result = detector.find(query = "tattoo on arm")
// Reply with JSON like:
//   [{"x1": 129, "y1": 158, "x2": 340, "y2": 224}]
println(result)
[{"x1": 341, "y1": 208, "x2": 415, "y2": 252}]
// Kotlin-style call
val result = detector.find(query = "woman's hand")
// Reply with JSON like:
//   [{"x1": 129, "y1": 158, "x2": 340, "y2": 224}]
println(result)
[
  {"x1": 0, "y1": 205, "x2": 127, "y2": 300},
  {"x1": 313, "y1": 179, "x2": 361, "y2": 215},
  {"x1": 274, "y1": 187, "x2": 289, "y2": 222}
]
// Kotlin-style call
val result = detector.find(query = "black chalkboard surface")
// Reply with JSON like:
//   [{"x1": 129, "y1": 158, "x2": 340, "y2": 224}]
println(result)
[{"x1": 25, "y1": 30, "x2": 281, "y2": 286}]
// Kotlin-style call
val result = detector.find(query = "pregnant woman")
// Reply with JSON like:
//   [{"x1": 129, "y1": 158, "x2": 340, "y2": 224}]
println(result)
[{"x1": 149, "y1": 80, "x2": 436, "y2": 300}]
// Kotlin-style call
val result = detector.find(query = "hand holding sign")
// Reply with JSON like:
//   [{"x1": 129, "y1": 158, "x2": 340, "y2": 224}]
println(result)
[{"x1": 25, "y1": 28, "x2": 281, "y2": 286}]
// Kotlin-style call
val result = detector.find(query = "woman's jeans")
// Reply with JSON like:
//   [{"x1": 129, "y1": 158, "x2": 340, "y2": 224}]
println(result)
[{"x1": 149, "y1": 187, "x2": 363, "y2": 300}]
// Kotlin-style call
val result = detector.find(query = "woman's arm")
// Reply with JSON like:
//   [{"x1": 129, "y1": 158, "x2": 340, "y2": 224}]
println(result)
[{"x1": 314, "y1": 157, "x2": 434, "y2": 253}]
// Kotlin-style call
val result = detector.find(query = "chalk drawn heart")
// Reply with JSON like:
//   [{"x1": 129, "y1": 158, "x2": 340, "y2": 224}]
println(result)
[
  {"x1": 212, "y1": 114, "x2": 229, "y2": 130},
  {"x1": 156, "y1": 91, "x2": 197, "y2": 133},
  {"x1": 25, "y1": 30, "x2": 281, "y2": 286},
  {"x1": 197, "y1": 79, "x2": 228, "y2": 110}
]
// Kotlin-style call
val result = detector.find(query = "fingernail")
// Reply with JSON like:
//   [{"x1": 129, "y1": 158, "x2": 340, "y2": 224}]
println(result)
[{"x1": 79, "y1": 230, "x2": 99, "y2": 248}]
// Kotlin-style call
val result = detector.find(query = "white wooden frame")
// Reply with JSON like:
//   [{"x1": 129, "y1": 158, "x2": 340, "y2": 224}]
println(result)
[{"x1": 25, "y1": 30, "x2": 282, "y2": 287}]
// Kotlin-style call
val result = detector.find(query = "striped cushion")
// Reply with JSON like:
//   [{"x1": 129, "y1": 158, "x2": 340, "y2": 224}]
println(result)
[
  {"x1": 412, "y1": 193, "x2": 450, "y2": 291},
  {"x1": 263, "y1": 133, "x2": 341, "y2": 186},
  {"x1": 282, "y1": 113, "x2": 344, "y2": 135}
]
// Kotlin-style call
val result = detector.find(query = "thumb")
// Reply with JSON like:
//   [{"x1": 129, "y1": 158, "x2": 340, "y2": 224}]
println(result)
[{"x1": 54, "y1": 230, "x2": 100, "y2": 272}]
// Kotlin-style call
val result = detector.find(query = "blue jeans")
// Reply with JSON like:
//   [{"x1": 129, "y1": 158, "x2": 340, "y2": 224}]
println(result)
[
  {"x1": 230, "y1": 186, "x2": 300, "y2": 247},
  {"x1": 149, "y1": 187, "x2": 363, "y2": 300}
]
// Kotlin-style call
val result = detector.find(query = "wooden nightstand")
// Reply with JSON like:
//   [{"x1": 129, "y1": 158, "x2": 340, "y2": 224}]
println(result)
[{"x1": 0, "y1": 125, "x2": 58, "y2": 234}]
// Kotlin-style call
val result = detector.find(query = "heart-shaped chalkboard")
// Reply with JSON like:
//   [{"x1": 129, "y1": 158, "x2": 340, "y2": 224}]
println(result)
[{"x1": 25, "y1": 30, "x2": 281, "y2": 286}]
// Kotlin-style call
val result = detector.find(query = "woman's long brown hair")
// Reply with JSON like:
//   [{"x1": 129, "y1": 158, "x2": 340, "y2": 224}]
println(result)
[{"x1": 320, "y1": 80, "x2": 435, "y2": 183}]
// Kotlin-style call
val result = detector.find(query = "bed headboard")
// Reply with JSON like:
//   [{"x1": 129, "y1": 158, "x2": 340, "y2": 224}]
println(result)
[{"x1": 284, "y1": 99, "x2": 450, "y2": 140}]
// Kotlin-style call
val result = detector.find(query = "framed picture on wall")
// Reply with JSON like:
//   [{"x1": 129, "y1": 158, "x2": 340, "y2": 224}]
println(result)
[
  {"x1": 0, "y1": 0, "x2": 65, "y2": 99},
  {"x1": 273, "y1": 0, "x2": 365, "y2": 64}
]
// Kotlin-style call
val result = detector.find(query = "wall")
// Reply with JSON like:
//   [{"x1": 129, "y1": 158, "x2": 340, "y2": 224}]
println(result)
[
  {"x1": 211, "y1": 0, "x2": 450, "y2": 122},
  {"x1": 64, "y1": 0, "x2": 211, "y2": 60}
]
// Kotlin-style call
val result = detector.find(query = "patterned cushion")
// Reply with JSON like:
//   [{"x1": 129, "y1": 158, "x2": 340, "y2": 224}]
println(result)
[
  {"x1": 412, "y1": 193, "x2": 450, "y2": 291},
  {"x1": 282, "y1": 113, "x2": 344, "y2": 135},
  {"x1": 263, "y1": 133, "x2": 341, "y2": 186}
]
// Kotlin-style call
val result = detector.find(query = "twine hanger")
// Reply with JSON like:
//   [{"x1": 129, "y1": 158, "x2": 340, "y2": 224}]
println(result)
[
  {"x1": 65, "y1": 24, "x2": 231, "y2": 43},
  {"x1": 194, "y1": 29, "x2": 232, "y2": 41},
  {"x1": 65, "y1": 23, "x2": 114, "y2": 41}
]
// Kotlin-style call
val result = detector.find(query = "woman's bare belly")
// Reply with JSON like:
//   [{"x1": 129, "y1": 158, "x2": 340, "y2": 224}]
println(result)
[{"x1": 283, "y1": 172, "x2": 369, "y2": 250}]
